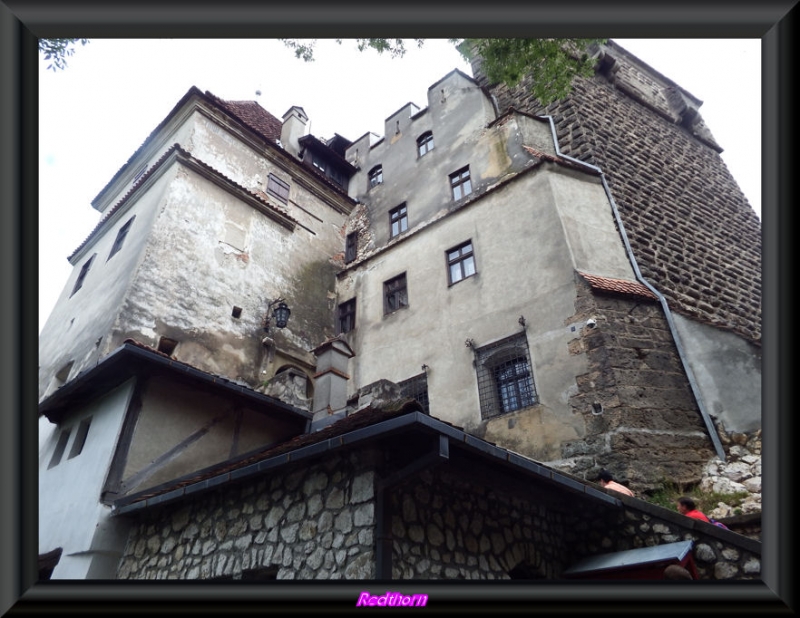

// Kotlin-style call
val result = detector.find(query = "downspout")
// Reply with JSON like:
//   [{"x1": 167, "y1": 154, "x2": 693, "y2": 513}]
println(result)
[
  {"x1": 375, "y1": 435, "x2": 450, "y2": 579},
  {"x1": 544, "y1": 117, "x2": 726, "y2": 461}
]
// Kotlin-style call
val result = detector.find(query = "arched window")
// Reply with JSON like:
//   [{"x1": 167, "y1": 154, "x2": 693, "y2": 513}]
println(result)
[
  {"x1": 474, "y1": 333, "x2": 538, "y2": 419},
  {"x1": 368, "y1": 165, "x2": 383, "y2": 189},
  {"x1": 417, "y1": 131, "x2": 434, "y2": 157}
]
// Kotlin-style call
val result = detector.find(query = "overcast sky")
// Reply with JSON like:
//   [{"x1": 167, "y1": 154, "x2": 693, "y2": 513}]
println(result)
[{"x1": 38, "y1": 38, "x2": 761, "y2": 333}]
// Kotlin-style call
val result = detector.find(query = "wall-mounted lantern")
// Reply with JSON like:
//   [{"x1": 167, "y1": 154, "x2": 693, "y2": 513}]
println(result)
[{"x1": 263, "y1": 298, "x2": 291, "y2": 333}]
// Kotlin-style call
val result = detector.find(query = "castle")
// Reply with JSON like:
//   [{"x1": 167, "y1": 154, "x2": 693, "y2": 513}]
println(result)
[{"x1": 37, "y1": 41, "x2": 761, "y2": 581}]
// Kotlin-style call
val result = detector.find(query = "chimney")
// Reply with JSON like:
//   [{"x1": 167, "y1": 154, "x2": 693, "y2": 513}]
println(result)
[
  {"x1": 311, "y1": 338, "x2": 355, "y2": 423},
  {"x1": 280, "y1": 106, "x2": 309, "y2": 158}
]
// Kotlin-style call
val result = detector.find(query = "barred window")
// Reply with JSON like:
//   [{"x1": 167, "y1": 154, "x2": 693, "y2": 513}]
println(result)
[
  {"x1": 446, "y1": 241, "x2": 476, "y2": 285},
  {"x1": 338, "y1": 299, "x2": 356, "y2": 334},
  {"x1": 384, "y1": 273, "x2": 408, "y2": 314},
  {"x1": 474, "y1": 333, "x2": 538, "y2": 419},
  {"x1": 398, "y1": 372, "x2": 430, "y2": 414}
]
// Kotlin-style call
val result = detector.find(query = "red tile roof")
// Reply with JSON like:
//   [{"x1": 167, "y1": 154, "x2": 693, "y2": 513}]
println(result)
[
  {"x1": 207, "y1": 94, "x2": 283, "y2": 142},
  {"x1": 578, "y1": 271, "x2": 659, "y2": 300}
]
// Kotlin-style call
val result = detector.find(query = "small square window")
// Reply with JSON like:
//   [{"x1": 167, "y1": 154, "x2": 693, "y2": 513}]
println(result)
[
  {"x1": 389, "y1": 203, "x2": 408, "y2": 238},
  {"x1": 345, "y1": 232, "x2": 358, "y2": 264},
  {"x1": 384, "y1": 273, "x2": 408, "y2": 314},
  {"x1": 108, "y1": 216, "x2": 135, "y2": 261},
  {"x1": 337, "y1": 299, "x2": 356, "y2": 334},
  {"x1": 449, "y1": 166, "x2": 472, "y2": 201},
  {"x1": 368, "y1": 165, "x2": 383, "y2": 189},
  {"x1": 157, "y1": 337, "x2": 179, "y2": 356},
  {"x1": 70, "y1": 254, "x2": 96, "y2": 297},
  {"x1": 417, "y1": 131, "x2": 434, "y2": 157},
  {"x1": 267, "y1": 174, "x2": 290, "y2": 203},
  {"x1": 446, "y1": 241, "x2": 476, "y2": 285}
]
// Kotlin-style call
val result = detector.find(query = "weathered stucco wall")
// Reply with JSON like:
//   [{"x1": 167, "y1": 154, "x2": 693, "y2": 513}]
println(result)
[
  {"x1": 116, "y1": 375, "x2": 300, "y2": 497},
  {"x1": 38, "y1": 169, "x2": 176, "y2": 399},
  {"x1": 39, "y1": 380, "x2": 136, "y2": 579}
]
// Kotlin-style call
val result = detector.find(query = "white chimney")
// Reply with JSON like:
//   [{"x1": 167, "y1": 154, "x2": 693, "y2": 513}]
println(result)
[{"x1": 280, "y1": 106, "x2": 309, "y2": 158}]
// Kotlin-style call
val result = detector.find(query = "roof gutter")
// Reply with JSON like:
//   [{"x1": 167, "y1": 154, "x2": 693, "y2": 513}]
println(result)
[{"x1": 544, "y1": 116, "x2": 725, "y2": 461}]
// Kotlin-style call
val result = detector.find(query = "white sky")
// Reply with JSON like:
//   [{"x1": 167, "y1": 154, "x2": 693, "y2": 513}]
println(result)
[{"x1": 38, "y1": 38, "x2": 761, "y2": 333}]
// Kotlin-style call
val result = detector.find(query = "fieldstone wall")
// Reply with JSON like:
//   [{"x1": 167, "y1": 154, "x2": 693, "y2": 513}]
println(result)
[
  {"x1": 560, "y1": 276, "x2": 716, "y2": 490},
  {"x1": 116, "y1": 451, "x2": 379, "y2": 580},
  {"x1": 114, "y1": 444, "x2": 760, "y2": 581},
  {"x1": 471, "y1": 42, "x2": 762, "y2": 345},
  {"x1": 389, "y1": 465, "x2": 760, "y2": 581},
  {"x1": 390, "y1": 469, "x2": 571, "y2": 579}
]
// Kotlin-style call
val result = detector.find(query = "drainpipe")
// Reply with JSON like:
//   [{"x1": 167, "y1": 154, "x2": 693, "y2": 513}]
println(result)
[
  {"x1": 544, "y1": 117, "x2": 726, "y2": 461},
  {"x1": 375, "y1": 435, "x2": 450, "y2": 579}
]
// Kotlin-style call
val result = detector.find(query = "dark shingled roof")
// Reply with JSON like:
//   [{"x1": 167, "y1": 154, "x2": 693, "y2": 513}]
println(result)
[{"x1": 208, "y1": 95, "x2": 283, "y2": 142}]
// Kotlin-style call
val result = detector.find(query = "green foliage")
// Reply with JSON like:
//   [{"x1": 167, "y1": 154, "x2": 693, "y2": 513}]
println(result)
[
  {"x1": 644, "y1": 480, "x2": 750, "y2": 515},
  {"x1": 39, "y1": 38, "x2": 89, "y2": 71},
  {"x1": 280, "y1": 38, "x2": 606, "y2": 105},
  {"x1": 455, "y1": 38, "x2": 605, "y2": 105}
]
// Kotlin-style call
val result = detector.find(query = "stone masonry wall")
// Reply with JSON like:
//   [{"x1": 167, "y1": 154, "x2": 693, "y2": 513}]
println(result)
[
  {"x1": 560, "y1": 275, "x2": 716, "y2": 491},
  {"x1": 116, "y1": 451, "x2": 378, "y2": 580},
  {"x1": 471, "y1": 43, "x2": 762, "y2": 345},
  {"x1": 390, "y1": 465, "x2": 760, "y2": 580}
]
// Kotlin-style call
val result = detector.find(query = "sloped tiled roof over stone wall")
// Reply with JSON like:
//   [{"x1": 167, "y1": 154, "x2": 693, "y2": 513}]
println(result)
[{"x1": 471, "y1": 41, "x2": 761, "y2": 344}]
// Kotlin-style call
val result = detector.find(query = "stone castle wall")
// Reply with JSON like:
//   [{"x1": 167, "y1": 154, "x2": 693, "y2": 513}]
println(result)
[{"x1": 471, "y1": 42, "x2": 762, "y2": 345}]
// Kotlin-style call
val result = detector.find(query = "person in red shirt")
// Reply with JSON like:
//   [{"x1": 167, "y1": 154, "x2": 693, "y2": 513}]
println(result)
[
  {"x1": 677, "y1": 496, "x2": 710, "y2": 522},
  {"x1": 597, "y1": 469, "x2": 635, "y2": 497}
]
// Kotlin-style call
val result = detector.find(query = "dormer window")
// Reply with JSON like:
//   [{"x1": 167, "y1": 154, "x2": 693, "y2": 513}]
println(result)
[
  {"x1": 417, "y1": 131, "x2": 434, "y2": 157},
  {"x1": 368, "y1": 165, "x2": 383, "y2": 189}
]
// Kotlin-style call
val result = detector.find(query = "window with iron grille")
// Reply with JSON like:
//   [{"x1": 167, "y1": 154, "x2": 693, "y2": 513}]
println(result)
[
  {"x1": 383, "y1": 273, "x2": 408, "y2": 314},
  {"x1": 446, "y1": 240, "x2": 476, "y2": 285},
  {"x1": 398, "y1": 372, "x2": 430, "y2": 414},
  {"x1": 345, "y1": 232, "x2": 358, "y2": 263},
  {"x1": 449, "y1": 166, "x2": 472, "y2": 200},
  {"x1": 108, "y1": 216, "x2": 135, "y2": 261},
  {"x1": 338, "y1": 298, "x2": 356, "y2": 334},
  {"x1": 368, "y1": 165, "x2": 383, "y2": 189},
  {"x1": 474, "y1": 333, "x2": 538, "y2": 419},
  {"x1": 71, "y1": 253, "x2": 96, "y2": 297},
  {"x1": 389, "y1": 203, "x2": 408, "y2": 238},
  {"x1": 267, "y1": 173, "x2": 290, "y2": 203},
  {"x1": 417, "y1": 131, "x2": 434, "y2": 157}
]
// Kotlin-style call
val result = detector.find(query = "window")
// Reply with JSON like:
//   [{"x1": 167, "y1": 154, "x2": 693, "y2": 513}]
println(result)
[
  {"x1": 267, "y1": 173, "x2": 290, "y2": 203},
  {"x1": 446, "y1": 241, "x2": 476, "y2": 285},
  {"x1": 158, "y1": 337, "x2": 179, "y2": 356},
  {"x1": 338, "y1": 299, "x2": 356, "y2": 334},
  {"x1": 399, "y1": 372, "x2": 430, "y2": 414},
  {"x1": 368, "y1": 165, "x2": 383, "y2": 189},
  {"x1": 389, "y1": 203, "x2": 408, "y2": 238},
  {"x1": 70, "y1": 254, "x2": 96, "y2": 297},
  {"x1": 48, "y1": 429, "x2": 70, "y2": 469},
  {"x1": 68, "y1": 417, "x2": 92, "y2": 459},
  {"x1": 312, "y1": 155, "x2": 326, "y2": 173},
  {"x1": 345, "y1": 232, "x2": 358, "y2": 263},
  {"x1": 449, "y1": 166, "x2": 472, "y2": 200},
  {"x1": 474, "y1": 334, "x2": 538, "y2": 419},
  {"x1": 108, "y1": 216, "x2": 135, "y2": 261},
  {"x1": 417, "y1": 131, "x2": 434, "y2": 157},
  {"x1": 384, "y1": 273, "x2": 408, "y2": 314}
]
